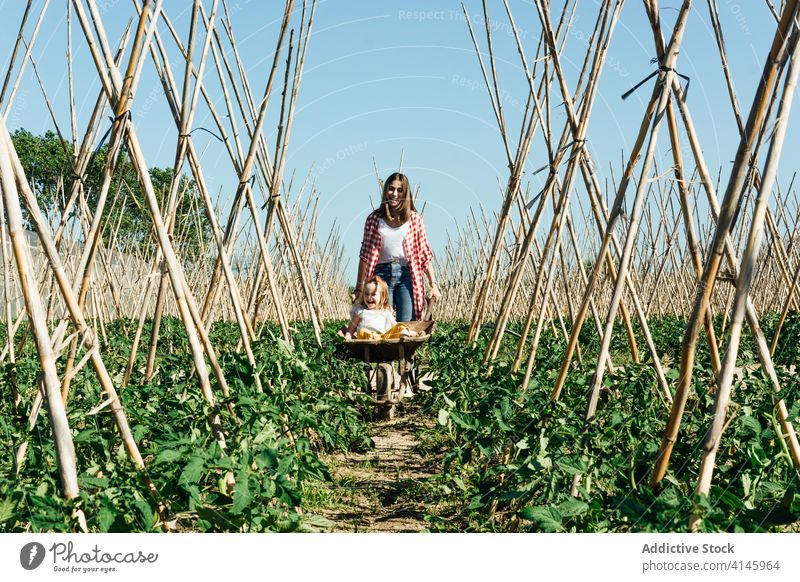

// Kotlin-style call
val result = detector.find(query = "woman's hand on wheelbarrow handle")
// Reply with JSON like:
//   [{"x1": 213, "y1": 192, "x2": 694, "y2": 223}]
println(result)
[{"x1": 428, "y1": 283, "x2": 442, "y2": 302}]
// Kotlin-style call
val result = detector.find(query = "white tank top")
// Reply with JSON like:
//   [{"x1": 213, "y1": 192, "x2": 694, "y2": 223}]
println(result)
[
  {"x1": 350, "y1": 306, "x2": 397, "y2": 334},
  {"x1": 377, "y1": 218, "x2": 409, "y2": 264}
]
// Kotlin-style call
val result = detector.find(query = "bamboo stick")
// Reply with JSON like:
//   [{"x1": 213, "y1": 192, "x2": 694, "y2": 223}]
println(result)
[
  {"x1": 0, "y1": 0, "x2": 33, "y2": 107},
  {"x1": 1, "y1": 0, "x2": 50, "y2": 118},
  {"x1": 0, "y1": 124, "x2": 78, "y2": 499}
]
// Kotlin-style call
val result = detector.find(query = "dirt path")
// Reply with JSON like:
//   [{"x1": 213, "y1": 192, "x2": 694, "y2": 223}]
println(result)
[{"x1": 318, "y1": 405, "x2": 437, "y2": 532}]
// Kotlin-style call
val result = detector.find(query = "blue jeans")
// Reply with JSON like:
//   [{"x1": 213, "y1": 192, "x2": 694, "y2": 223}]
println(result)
[{"x1": 374, "y1": 262, "x2": 413, "y2": 322}]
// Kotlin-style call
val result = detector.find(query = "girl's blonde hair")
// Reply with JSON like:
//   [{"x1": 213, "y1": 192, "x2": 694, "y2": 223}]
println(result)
[
  {"x1": 380, "y1": 172, "x2": 417, "y2": 224},
  {"x1": 360, "y1": 275, "x2": 391, "y2": 311}
]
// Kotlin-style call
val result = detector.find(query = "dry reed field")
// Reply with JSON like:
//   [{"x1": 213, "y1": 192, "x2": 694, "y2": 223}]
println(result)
[{"x1": 1, "y1": 0, "x2": 800, "y2": 534}]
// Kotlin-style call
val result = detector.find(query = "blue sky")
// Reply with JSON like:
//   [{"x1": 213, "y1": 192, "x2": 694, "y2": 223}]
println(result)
[{"x1": 0, "y1": 1, "x2": 789, "y2": 277}]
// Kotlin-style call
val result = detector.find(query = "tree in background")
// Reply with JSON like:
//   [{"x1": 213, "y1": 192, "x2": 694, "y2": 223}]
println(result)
[{"x1": 10, "y1": 129, "x2": 211, "y2": 260}]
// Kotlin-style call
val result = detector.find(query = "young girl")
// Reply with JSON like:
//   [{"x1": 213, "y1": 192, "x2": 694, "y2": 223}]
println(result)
[{"x1": 344, "y1": 276, "x2": 416, "y2": 340}]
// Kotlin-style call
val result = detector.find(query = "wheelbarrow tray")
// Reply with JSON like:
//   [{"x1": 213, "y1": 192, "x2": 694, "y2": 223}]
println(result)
[{"x1": 341, "y1": 320, "x2": 435, "y2": 364}]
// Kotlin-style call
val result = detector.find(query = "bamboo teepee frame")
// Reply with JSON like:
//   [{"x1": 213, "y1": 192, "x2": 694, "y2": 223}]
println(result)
[
  {"x1": 0, "y1": 0, "x2": 337, "y2": 512},
  {"x1": 455, "y1": 0, "x2": 800, "y2": 530}
]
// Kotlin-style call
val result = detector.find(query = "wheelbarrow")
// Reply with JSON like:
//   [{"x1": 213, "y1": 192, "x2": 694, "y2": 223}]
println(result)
[{"x1": 340, "y1": 301, "x2": 435, "y2": 420}]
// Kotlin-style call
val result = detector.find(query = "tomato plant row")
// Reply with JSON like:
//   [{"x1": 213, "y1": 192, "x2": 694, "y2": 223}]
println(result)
[
  {"x1": 415, "y1": 314, "x2": 800, "y2": 532},
  {"x1": 0, "y1": 319, "x2": 373, "y2": 532}
]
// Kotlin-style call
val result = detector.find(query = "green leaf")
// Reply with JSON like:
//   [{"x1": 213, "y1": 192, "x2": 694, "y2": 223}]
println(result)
[
  {"x1": 492, "y1": 407, "x2": 513, "y2": 431},
  {"x1": 518, "y1": 506, "x2": 564, "y2": 532},
  {"x1": 533, "y1": 455, "x2": 552, "y2": 470},
  {"x1": 467, "y1": 495, "x2": 485, "y2": 510},
  {"x1": 253, "y1": 426, "x2": 278, "y2": 445},
  {"x1": 195, "y1": 506, "x2": 243, "y2": 532},
  {"x1": 741, "y1": 474, "x2": 751, "y2": 498},
  {"x1": 437, "y1": 409, "x2": 450, "y2": 425},
  {"x1": 134, "y1": 498, "x2": 154, "y2": 530},
  {"x1": 179, "y1": 455, "x2": 205, "y2": 486},
  {"x1": 450, "y1": 412, "x2": 476, "y2": 430},
  {"x1": 79, "y1": 475, "x2": 110, "y2": 489},
  {"x1": 737, "y1": 415, "x2": 761, "y2": 438},
  {"x1": 717, "y1": 489, "x2": 743, "y2": 510},
  {"x1": 231, "y1": 471, "x2": 252, "y2": 515},
  {"x1": 790, "y1": 493, "x2": 800, "y2": 514},
  {"x1": 556, "y1": 456, "x2": 588, "y2": 475},
  {"x1": 183, "y1": 484, "x2": 202, "y2": 504},
  {"x1": 262, "y1": 477, "x2": 276, "y2": 499},
  {"x1": 538, "y1": 433, "x2": 549, "y2": 454},
  {"x1": 29, "y1": 494, "x2": 61, "y2": 511},
  {"x1": 98, "y1": 501, "x2": 115, "y2": 532},
  {"x1": 254, "y1": 448, "x2": 278, "y2": 471},
  {"x1": 0, "y1": 498, "x2": 16, "y2": 524},
  {"x1": 277, "y1": 338, "x2": 295, "y2": 354},
  {"x1": 73, "y1": 429, "x2": 97, "y2": 443},
  {"x1": 557, "y1": 497, "x2": 589, "y2": 518},
  {"x1": 154, "y1": 449, "x2": 183, "y2": 464}
]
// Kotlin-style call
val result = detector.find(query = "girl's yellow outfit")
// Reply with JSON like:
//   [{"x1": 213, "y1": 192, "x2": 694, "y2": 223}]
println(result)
[{"x1": 355, "y1": 323, "x2": 411, "y2": 340}]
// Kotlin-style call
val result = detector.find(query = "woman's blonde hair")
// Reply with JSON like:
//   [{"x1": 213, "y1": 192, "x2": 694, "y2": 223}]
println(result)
[
  {"x1": 359, "y1": 275, "x2": 391, "y2": 311},
  {"x1": 380, "y1": 172, "x2": 417, "y2": 224}
]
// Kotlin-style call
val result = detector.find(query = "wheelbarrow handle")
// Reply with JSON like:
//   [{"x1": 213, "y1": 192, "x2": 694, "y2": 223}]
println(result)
[{"x1": 422, "y1": 296, "x2": 437, "y2": 321}]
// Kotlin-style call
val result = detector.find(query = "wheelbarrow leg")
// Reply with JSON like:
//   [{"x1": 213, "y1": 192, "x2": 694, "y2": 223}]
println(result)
[
  {"x1": 398, "y1": 344, "x2": 416, "y2": 398},
  {"x1": 364, "y1": 345, "x2": 377, "y2": 398},
  {"x1": 375, "y1": 362, "x2": 397, "y2": 420},
  {"x1": 406, "y1": 347, "x2": 420, "y2": 391}
]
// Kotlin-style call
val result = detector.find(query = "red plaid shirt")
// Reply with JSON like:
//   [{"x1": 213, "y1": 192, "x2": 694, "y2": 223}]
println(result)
[{"x1": 359, "y1": 210, "x2": 433, "y2": 320}]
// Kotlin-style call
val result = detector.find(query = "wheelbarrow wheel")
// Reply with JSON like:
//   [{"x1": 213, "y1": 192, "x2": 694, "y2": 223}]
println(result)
[{"x1": 374, "y1": 363, "x2": 394, "y2": 401}]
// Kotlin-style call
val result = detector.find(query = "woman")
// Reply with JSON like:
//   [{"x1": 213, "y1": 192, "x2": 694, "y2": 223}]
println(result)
[{"x1": 352, "y1": 172, "x2": 441, "y2": 321}]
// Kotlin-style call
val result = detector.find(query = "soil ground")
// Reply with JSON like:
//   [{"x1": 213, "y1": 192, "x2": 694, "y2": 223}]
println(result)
[{"x1": 314, "y1": 402, "x2": 440, "y2": 532}]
